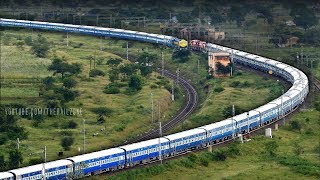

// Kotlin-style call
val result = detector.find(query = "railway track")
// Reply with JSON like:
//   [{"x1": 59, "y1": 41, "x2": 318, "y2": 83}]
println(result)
[{"x1": 131, "y1": 69, "x2": 198, "y2": 142}]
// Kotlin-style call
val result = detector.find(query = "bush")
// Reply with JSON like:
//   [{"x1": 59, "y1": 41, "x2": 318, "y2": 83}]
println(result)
[
  {"x1": 128, "y1": 74, "x2": 143, "y2": 91},
  {"x1": 212, "y1": 150, "x2": 227, "y2": 161},
  {"x1": 61, "y1": 136, "x2": 74, "y2": 151},
  {"x1": 0, "y1": 134, "x2": 8, "y2": 145},
  {"x1": 90, "y1": 107, "x2": 113, "y2": 116},
  {"x1": 89, "y1": 69, "x2": 105, "y2": 77},
  {"x1": 214, "y1": 86, "x2": 224, "y2": 93},
  {"x1": 31, "y1": 34, "x2": 50, "y2": 58},
  {"x1": 63, "y1": 78, "x2": 77, "y2": 89},
  {"x1": 104, "y1": 83, "x2": 120, "y2": 94},
  {"x1": 66, "y1": 120, "x2": 77, "y2": 129},
  {"x1": 28, "y1": 158, "x2": 43, "y2": 165},
  {"x1": 199, "y1": 157, "x2": 209, "y2": 167}
]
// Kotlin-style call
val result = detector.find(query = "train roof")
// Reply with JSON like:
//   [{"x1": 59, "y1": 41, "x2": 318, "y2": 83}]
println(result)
[
  {"x1": 199, "y1": 119, "x2": 233, "y2": 131},
  {"x1": 9, "y1": 160, "x2": 72, "y2": 175},
  {"x1": 67, "y1": 148, "x2": 124, "y2": 163},
  {"x1": 120, "y1": 138, "x2": 169, "y2": 151},
  {"x1": 0, "y1": 172, "x2": 13, "y2": 178},
  {"x1": 165, "y1": 128, "x2": 206, "y2": 141}
]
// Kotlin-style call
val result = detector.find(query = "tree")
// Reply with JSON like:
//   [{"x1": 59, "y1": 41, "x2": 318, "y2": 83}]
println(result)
[
  {"x1": 228, "y1": 5, "x2": 246, "y2": 27},
  {"x1": 48, "y1": 57, "x2": 82, "y2": 78},
  {"x1": 31, "y1": 34, "x2": 50, "y2": 58},
  {"x1": 0, "y1": 154, "x2": 6, "y2": 171},
  {"x1": 54, "y1": 87, "x2": 79, "y2": 102},
  {"x1": 106, "y1": 58, "x2": 122, "y2": 69},
  {"x1": 128, "y1": 74, "x2": 143, "y2": 91},
  {"x1": 119, "y1": 63, "x2": 139, "y2": 80},
  {"x1": 172, "y1": 49, "x2": 191, "y2": 63},
  {"x1": 8, "y1": 150, "x2": 23, "y2": 169},
  {"x1": 136, "y1": 52, "x2": 157, "y2": 77},
  {"x1": 265, "y1": 140, "x2": 279, "y2": 157},
  {"x1": 63, "y1": 78, "x2": 77, "y2": 89},
  {"x1": 66, "y1": 120, "x2": 77, "y2": 129},
  {"x1": 303, "y1": 26, "x2": 320, "y2": 45},
  {"x1": 290, "y1": 4, "x2": 317, "y2": 30},
  {"x1": 42, "y1": 76, "x2": 55, "y2": 90},
  {"x1": 61, "y1": 136, "x2": 74, "y2": 151}
]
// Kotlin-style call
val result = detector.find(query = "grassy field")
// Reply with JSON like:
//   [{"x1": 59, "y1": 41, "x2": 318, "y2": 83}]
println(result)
[{"x1": 0, "y1": 29, "x2": 185, "y2": 164}]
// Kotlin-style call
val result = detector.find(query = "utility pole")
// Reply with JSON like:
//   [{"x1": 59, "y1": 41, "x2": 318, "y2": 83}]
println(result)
[
  {"x1": 197, "y1": 59, "x2": 200, "y2": 83},
  {"x1": 100, "y1": 36, "x2": 103, "y2": 51},
  {"x1": 176, "y1": 68, "x2": 179, "y2": 84},
  {"x1": 42, "y1": 146, "x2": 46, "y2": 180},
  {"x1": 66, "y1": 32, "x2": 69, "y2": 46},
  {"x1": 82, "y1": 119, "x2": 85, "y2": 153},
  {"x1": 151, "y1": 93, "x2": 154, "y2": 123},
  {"x1": 17, "y1": 138, "x2": 20, "y2": 150},
  {"x1": 232, "y1": 105, "x2": 235, "y2": 139},
  {"x1": 96, "y1": 15, "x2": 99, "y2": 26},
  {"x1": 158, "y1": 101, "x2": 162, "y2": 164},
  {"x1": 126, "y1": 41, "x2": 129, "y2": 61},
  {"x1": 161, "y1": 51, "x2": 164, "y2": 76},
  {"x1": 171, "y1": 82, "x2": 174, "y2": 101},
  {"x1": 247, "y1": 112, "x2": 250, "y2": 134}
]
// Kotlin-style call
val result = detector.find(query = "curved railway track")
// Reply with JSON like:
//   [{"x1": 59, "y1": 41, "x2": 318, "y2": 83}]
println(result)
[{"x1": 133, "y1": 69, "x2": 198, "y2": 142}]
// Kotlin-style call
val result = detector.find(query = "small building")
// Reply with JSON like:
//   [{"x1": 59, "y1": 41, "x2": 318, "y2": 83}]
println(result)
[{"x1": 208, "y1": 52, "x2": 231, "y2": 77}]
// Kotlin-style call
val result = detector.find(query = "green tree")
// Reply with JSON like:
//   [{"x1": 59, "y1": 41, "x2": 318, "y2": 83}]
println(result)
[
  {"x1": 265, "y1": 140, "x2": 279, "y2": 157},
  {"x1": 63, "y1": 78, "x2": 77, "y2": 89},
  {"x1": 229, "y1": 5, "x2": 246, "y2": 27},
  {"x1": 31, "y1": 34, "x2": 50, "y2": 58},
  {"x1": 128, "y1": 74, "x2": 143, "y2": 91},
  {"x1": 61, "y1": 136, "x2": 74, "y2": 151},
  {"x1": 42, "y1": 76, "x2": 55, "y2": 90},
  {"x1": 0, "y1": 154, "x2": 6, "y2": 171},
  {"x1": 172, "y1": 49, "x2": 191, "y2": 63},
  {"x1": 8, "y1": 150, "x2": 23, "y2": 169},
  {"x1": 48, "y1": 57, "x2": 82, "y2": 78},
  {"x1": 107, "y1": 58, "x2": 122, "y2": 69},
  {"x1": 290, "y1": 4, "x2": 318, "y2": 30},
  {"x1": 136, "y1": 52, "x2": 157, "y2": 77}
]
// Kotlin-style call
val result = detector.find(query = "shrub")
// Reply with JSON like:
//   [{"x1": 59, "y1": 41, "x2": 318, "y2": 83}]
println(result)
[
  {"x1": 89, "y1": 69, "x2": 105, "y2": 77},
  {"x1": 66, "y1": 120, "x2": 77, "y2": 129},
  {"x1": 63, "y1": 78, "x2": 77, "y2": 89},
  {"x1": 199, "y1": 157, "x2": 209, "y2": 167},
  {"x1": 212, "y1": 150, "x2": 227, "y2": 161},
  {"x1": 91, "y1": 107, "x2": 113, "y2": 116},
  {"x1": 214, "y1": 86, "x2": 224, "y2": 93},
  {"x1": 104, "y1": 83, "x2": 120, "y2": 94},
  {"x1": 61, "y1": 136, "x2": 74, "y2": 151},
  {"x1": 0, "y1": 134, "x2": 8, "y2": 145}
]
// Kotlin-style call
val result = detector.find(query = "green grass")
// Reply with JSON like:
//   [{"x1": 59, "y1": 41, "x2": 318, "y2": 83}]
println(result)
[{"x1": 0, "y1": 29, "x2": 185, "y2": 165}]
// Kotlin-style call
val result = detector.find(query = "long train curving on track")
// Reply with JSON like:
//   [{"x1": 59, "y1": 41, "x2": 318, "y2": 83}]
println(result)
[{"x1": 0, "y1": 19, "x2": 309, "y2": 180}]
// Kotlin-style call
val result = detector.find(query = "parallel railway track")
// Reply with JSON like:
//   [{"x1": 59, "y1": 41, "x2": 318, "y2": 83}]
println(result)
[{"x1": 132, "y1": 69, "x2": 198, "y2": 142}]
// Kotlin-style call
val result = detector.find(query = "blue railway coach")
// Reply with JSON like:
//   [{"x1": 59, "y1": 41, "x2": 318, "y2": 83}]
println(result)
[
  {"x1": 9, "y1": 160, "x2": 73, "y2": 180},
  {"x1": 67, "y1": 148, "x2": 125, "y2": 177},
  {"x1": 120, "y1": 138, "x2": 170, "y2": 166},
  {"x1": 165, "y1": 129, "x2": 206, "y2": 154}
]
